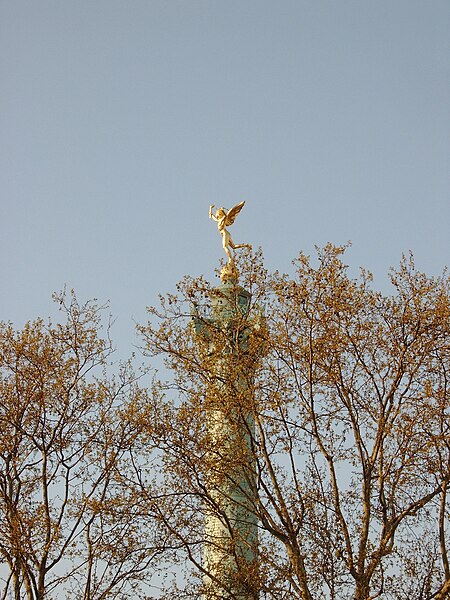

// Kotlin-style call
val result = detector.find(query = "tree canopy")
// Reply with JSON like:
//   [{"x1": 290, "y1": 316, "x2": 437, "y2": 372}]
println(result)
[
  {"x1": 138, "y1": 246, "x2": 450, "y2": 599},
  {"x1": 1, "y1": 247, "x2": 449, "y2": 599},
  {"x1": 0, "y1": 292, "x2": 164, "y2": 600}
]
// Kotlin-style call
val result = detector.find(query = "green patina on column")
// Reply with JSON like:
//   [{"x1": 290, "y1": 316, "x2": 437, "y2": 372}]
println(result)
[{"x1": 193, "y1": 264, "x2": 266, "y2": 600}]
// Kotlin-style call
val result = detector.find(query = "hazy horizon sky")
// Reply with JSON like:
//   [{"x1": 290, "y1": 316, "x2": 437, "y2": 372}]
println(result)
[{"x1": 1, "y1": 1, "x2": 449, "y2": 356}]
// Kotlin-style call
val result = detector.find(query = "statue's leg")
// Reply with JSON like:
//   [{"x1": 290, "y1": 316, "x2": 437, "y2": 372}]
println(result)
[{"x1": 223, "y1": 234, "x2": 233, "y2": 262}]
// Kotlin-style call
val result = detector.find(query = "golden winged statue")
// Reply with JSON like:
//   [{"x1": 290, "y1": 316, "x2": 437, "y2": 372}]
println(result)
[{"x1": 209, "y1": 201, "x2": 251, "y2": 263}]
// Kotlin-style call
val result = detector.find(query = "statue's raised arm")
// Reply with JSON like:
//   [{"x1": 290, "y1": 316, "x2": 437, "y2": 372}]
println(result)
[{"x1": 209, "y1": 201, "x2": 251, "y2": 263}]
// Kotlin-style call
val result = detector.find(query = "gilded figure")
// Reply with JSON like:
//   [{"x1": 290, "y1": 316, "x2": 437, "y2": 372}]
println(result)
[{"x1": 209, "y1": 201, "x2": 251, "y2": 263}]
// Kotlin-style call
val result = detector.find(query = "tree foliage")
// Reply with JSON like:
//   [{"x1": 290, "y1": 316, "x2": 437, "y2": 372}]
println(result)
[
  {"x1": 1, "y1": 247, "x2": 449, "y2": 600},
  {"x1": 0, "y1": 292, "x2": 162, "y2": 600},
  {"x1": 138, "y1": 246, "x2": 450, "y2": 599}
]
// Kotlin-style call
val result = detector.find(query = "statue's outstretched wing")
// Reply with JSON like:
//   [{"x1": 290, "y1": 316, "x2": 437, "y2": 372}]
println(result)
[{"x1": 224, "y1": 201, "x2": 245, "y2": 226}]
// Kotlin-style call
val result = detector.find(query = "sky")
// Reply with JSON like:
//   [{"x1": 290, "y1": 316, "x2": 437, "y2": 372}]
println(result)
[{"x1": 1, "y1": 0, "x2": 449, "y2": 358}]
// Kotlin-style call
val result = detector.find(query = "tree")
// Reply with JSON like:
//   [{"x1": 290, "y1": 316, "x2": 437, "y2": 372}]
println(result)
[
  {"x1": 0, "y1": 292, "x2": 164, "y2": 600},
  {"x1": 137, "y1": 246, "x2": 450, "y2": 599}
]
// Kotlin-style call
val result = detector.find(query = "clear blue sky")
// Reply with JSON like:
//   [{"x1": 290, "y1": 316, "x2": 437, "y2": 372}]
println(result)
[{"x1": 1, "y1": 1, "x2": 449, "y2": 356}]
